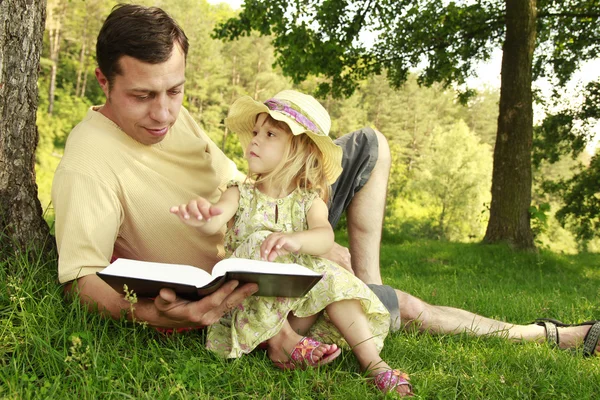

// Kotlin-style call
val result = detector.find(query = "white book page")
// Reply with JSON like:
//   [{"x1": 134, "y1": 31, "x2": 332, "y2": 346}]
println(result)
[
  {"x1": 212, "y1": 258, "x2": 320, "y2": 277},
  {"x1": 102, "y1": 259, "x2": 212, "y2": 287}
]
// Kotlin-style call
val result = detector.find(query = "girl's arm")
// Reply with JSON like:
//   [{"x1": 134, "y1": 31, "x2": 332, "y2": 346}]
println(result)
[
  {"x1": 261, "y1": 197, "x2": 334, "y2": 260},
  {"x1": 170, "y1": 186, "x2": 240, "y2": 236}
]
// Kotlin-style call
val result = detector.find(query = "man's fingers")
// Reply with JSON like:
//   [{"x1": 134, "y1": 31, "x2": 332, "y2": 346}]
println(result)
[
  {"x1": 192, "y1": 281, "x2": 258, "y2": 325},
  {"x1": 154, "y1": 282, "x2": 258, "y2": 326},
  {"x1": 155, "y1": 287, "x2": 180, "y2": 310},
  {"x1": 216, "y1": 282, "x2": 258, "y2": 311}
]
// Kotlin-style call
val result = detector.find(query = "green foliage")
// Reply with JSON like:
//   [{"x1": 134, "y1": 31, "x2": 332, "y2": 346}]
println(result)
[
  {"x1": 214, "y1": 0, "x2": 600, "y2": 249},
  {"x1": 534, "y1": 79, "x2": 600, "y2": 243},
  {"x1": 535, "y1": 1, "x2": 600, "y2": 84},
  {"x1": 533, "y1": 80, "x2": 600, "y2": 168},
  {"x1": 408, "y1": 121, "x2": 493, "y2": 241},
  {"x1": 529, "y1": 202, "x2": 551, "y2": 238},
  {"x1": 216, "y1": 1, "x2": 600, "y2": 100},
  {"x1": 33, "y1": 0, "x2": 599, "y2": 252},
  {"x1": 551, "y1": 154, "x2": 600, "y2": 244},
  {"x1": 36, "y1": 84, "x2": 92, "y2": 217},
  {"x1": 457, "y1": 86, "x2": 500, "y2": 148}
]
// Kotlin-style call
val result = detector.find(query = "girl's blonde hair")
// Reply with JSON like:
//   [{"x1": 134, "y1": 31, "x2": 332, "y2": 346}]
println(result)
[{"x1": 250, "y1": 116, "x2": 331, "y2": 202}]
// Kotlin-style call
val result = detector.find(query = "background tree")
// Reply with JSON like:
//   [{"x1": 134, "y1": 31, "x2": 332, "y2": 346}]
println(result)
[
  {"x1": 414, "y1": 121, "x2": 493, "y2": 240},
  {"x1": 214, "y1": 0, "x2": 600, "y2": 250},
  {"x1": 44, "y1": 0, "x2": 66, "y2": 115},
  {"x1": 18, "y1": 0, "x2": 594, "y2": 255},
  {"x1": 0, "y1": 0, "x2": 54, "y2": 256}
]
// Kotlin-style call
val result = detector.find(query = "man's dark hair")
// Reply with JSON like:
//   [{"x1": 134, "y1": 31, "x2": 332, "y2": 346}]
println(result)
[{"x1": 96, "y1": 4, "x2": 189, "y2": 86}]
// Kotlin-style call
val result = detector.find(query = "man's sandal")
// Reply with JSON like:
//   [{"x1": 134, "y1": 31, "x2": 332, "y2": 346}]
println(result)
[
  {"x1": 273, "y1": 336, "x2": 341, "y2": 370},
  {"x1": 535, "y1": 318, "x2": 600, "y2": 357},
  {"x1": 372, "y1": 369, "x2": 414, "y2": 397}
]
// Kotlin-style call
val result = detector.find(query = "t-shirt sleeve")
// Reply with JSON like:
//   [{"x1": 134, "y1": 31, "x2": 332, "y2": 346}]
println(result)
[
  {"x1": 181, "y1": 108, "x2": 245, "y2": 191},
  {"x1": 206, "y1": 139, "x2": 246, "y2": 192},
  {"x1": 52, "y1": 168, "x2": 122, "y2": 283}
]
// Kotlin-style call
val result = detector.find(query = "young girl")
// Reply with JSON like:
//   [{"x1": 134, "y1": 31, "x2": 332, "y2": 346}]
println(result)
[{"x1": 171, "y1": 90, "x2": 413, "y2": 396}]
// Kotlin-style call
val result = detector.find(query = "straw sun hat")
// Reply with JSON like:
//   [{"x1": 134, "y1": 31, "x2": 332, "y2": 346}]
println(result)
[{"x1": 224, "y1": 90, "x2": 343, "y2": 184}]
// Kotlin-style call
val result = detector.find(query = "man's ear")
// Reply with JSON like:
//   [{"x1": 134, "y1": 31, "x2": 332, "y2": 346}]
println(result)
[{"x1": 95, "y1": 68, "x2": 110, "y2": 98}]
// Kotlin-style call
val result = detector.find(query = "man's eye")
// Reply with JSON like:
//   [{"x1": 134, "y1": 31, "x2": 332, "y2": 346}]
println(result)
[
  {"x1": 169, "y1": 90, "x2": 181, "y2": 96},
  {"x1": 135, "y1": 95, "x2": 149, "y2": 101},
  {"x1": 268, "y1": 132, "x2": 275, "y2": 137}
]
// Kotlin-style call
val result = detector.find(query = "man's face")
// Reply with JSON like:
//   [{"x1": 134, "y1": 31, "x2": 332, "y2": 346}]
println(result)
[{"x1": 95, "y1": 45, "x2": 186, "y2": 145}]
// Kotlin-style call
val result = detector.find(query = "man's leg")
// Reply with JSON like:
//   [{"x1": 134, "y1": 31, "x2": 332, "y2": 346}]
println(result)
[
  {"x1": 396, "y1": 289, "x2": 599, "y2": 351},
  {"x1": 346, "y1": 129, "x2": 390, "y2": 285},
  {"x1": 330, "y1": 128, "x2": 391, "y2": 285}
]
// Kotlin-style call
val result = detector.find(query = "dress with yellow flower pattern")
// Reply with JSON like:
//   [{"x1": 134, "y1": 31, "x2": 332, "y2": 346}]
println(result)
[{"x1": 206, "y1": 182, "x2": 390, "y2": 358}]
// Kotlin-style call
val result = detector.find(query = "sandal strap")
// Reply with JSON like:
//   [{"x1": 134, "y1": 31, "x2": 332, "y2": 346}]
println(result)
[
  {"x1": 373, "y1": 369, "x2": 413, "y2": 394},
  {"x1": 582, "y1": 321, "x2": 600, "y2": 357},
  {"x1": 289, "y1": 337, "x2": 310, "y2": 362},
  {"x1": 536, "y1": 319, "x2": 559, "y2": 347}
]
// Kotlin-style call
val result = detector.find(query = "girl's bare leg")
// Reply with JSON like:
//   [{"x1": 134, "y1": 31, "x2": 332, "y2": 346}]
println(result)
[
  {"x1": 326, "y1": 299, "x2": 412, "y2": 396},
  {"x1": 288, "y1": 313, "x2": 319, "y2": 335}
]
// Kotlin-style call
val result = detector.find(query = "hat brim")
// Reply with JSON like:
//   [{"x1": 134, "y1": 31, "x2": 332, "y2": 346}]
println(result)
[{"x1": 225, "y1": 96, "x2": 343, "y2": 184}]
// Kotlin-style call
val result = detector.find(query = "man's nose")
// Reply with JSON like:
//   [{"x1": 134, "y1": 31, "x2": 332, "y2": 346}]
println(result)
[{"x1": 149, "y1": 95, "x2": 169, "y2": 122}]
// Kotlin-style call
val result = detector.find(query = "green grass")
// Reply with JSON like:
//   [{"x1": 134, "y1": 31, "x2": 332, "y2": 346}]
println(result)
[{"x1": 2, "y1": 236, "x2": 599, "y2": 399}]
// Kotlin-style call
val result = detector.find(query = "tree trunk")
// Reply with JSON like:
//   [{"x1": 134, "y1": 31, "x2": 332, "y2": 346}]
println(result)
[
  {"x1": 75, "y1": 39, "x2": 86, "y2": 97},
  {"x1": 80, "y1": 64, "x2": 89, "y2": 98},
  {"x1": 0, "y1": 0, "x2": 55, "y2": 257},
  {"x1": 483, "y1": 0, "x2": 536, "y2": 249},
  {"x1": 46, "y1": 1, "x2": 64, "y2": 115}
]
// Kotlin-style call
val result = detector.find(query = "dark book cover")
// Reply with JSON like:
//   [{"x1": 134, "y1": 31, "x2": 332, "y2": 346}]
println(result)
[{"x1": 97, "y1": 259, "x2": 322, "y2": 300}]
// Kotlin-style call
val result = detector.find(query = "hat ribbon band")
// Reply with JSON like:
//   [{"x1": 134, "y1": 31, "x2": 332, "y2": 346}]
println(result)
[{"x1": 264, "y1": 99, "x2": 322, "y2": 135}]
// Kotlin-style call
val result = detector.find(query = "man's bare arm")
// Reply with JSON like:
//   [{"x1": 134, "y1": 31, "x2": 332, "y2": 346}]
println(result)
[{"x1": 65, "y1": 274, "x2": 258, "y2": 327}]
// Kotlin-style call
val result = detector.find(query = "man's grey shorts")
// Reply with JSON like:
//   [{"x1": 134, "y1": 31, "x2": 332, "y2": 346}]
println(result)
[{"x1": 328, "y1": 127, "x2": 401, "y2": 331}]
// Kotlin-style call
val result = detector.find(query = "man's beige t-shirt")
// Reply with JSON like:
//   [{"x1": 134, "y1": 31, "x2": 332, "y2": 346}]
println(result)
[{"x1": 52, "y1": 107, "x2": 240, "y2": 283}]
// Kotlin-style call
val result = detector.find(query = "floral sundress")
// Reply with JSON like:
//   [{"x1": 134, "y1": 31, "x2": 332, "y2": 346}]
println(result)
[{"x1": 205, "y1": 182, "x2": 390, "y2": 358}]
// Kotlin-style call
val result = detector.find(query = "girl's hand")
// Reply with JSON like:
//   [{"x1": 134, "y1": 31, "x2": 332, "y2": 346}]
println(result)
[
  {"x1": 261, "y1": 232, "x2": 301, "y2": 262},
  {"x1": 170, "y1": 197, "x2": 223, "y2": 228}
]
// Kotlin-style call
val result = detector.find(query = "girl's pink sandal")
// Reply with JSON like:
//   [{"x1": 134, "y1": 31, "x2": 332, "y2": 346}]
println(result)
[
  {"x1": 273, "y1": 336, "x2": 341, "y2": 370},
  {"x1": 373, "y1": 369, "x2": 414, "y2": 396}
]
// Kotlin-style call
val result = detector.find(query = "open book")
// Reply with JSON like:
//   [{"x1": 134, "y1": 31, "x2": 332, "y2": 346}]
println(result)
[{"x1": 97, "y1": 258, "x2": 322, "y2": 300}]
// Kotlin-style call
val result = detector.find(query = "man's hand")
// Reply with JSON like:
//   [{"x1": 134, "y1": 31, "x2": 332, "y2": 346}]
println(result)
[
  {"x1": 154, "y1": 281, "x2": 258, "y2": 327},
  {"x1": 66, "y1": 274, "x2": 257, "y2": 328},
  {"x1": 322, "y1": 242, "x2": 353, "y2": 273}
]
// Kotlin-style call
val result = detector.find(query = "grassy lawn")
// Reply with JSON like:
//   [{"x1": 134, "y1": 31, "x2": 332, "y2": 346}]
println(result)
[{"x1": 2, "y1": 236, "x2": 599, "y2": 399}]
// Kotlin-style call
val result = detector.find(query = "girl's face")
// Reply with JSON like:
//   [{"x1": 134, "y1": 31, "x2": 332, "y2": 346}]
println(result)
[{"x1": 246, "y1": 113, "x2": 292, "y2": 176}]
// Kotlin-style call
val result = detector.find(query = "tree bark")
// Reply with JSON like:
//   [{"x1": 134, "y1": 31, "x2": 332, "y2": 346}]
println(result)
[
  {"x1": 483, "y1": 0, "x2": 536, "y2": 249},
  {"x1": 0, "y1": 0, "x2": 55, "y2": 257}
]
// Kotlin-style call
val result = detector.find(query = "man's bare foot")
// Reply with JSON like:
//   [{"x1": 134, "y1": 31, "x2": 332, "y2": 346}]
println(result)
[
  {"x1": 557, "y1": 324, "x2": 600, "y2": 354},
  {"x1": 536, "y1": 319, "x2": 600, "y2": 356}
]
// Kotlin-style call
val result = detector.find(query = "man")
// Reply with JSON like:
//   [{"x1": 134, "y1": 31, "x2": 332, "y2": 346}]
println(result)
[
  {"x1": 52, "y1": 3, "x2": 387, "y2": 329},
  {"x1": 53, "y1": 4, "x2": 599, "y2": 356}
]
